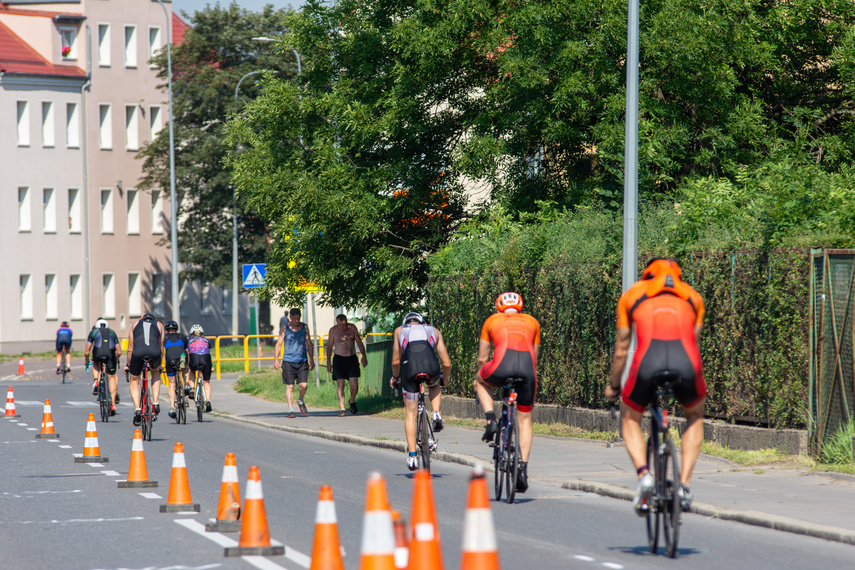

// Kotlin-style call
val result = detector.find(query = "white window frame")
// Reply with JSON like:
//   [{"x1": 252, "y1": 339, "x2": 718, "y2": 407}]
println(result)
[
  {"x1": 127, "y1": 189, "x2": 140, "y2": 234},
  {"x1": 66, "y1": 102, "x2": 80, "y2": 148},
  {"x1": 102, "y1": 273, "x2": 116, "y2": 318},
  {"x1": 151, "y1": 190, "x2": 164, "y2": 234},
  {"x1": 20, "y1": 275, "x2": 33, "y2": 320},
  {"x1": 128, "y1": 272, "x2": 142, "y2": 317},
  {"x1": 125, "y1": 104, "x2": 139, "y2": 151},
  {"x1": 68, "y1": 188, "x2": 81, "y2": 233},
  {"x1": 43, "y1": 188, "x2": 56, "y2": 233},
  {"x1": 45, "y1": 274, "x2": 58, "y2": 320},
  {"x1": 148, "y1": 26, "x2": 161, "y2": 68},
  {"x1": 152, "y1": 273, "x2": 166, "y2": 317},
  {"x1": 17, "y1": 100, "x2": 30, "y2": 146},
  {"x1": 70, "y1": 274, "x2": 82, "y2": 320},
  {"x1": 124, "y1": 25, "x2": 137, "y2": 68},
  {"x1": 18, "y1": 186, "x2": 31, "y2": 232},
  {"x1": 41, "y1": 101, "x2": 55, "y2": 147},
  {"x1": 99, "y1": 104, "x2": 112, "y2": 150},
  {"x1": 97, "y1": 23, "x2": 111, "y2": 67},
  {"x1": 149, "y1": 105, "x2": 163, "y2": 139},
  {"x1": 100, "y1": 188, "x2": 114, "y2": 234},
  {"x1": 60, "y1": 27, "x2": 78, "y2": 60}
]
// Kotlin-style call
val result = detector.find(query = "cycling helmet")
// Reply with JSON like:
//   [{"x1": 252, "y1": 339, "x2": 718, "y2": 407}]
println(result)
[
  {"x1": 495, "y1": 292, "x2": 523, "y2": 313},
  {"x1": 403, "y1": 312, "x2": 425, "y2": 326},
  {"x1": 61, "y1": 321, "x2": 70, "y2": 327},
  {"x1": 95, "y1": 319, "x2": 109, "y2": 329},
  {"x1": 641, "y1": 258, "x2": 691, "y2": 299},
  {"x1": 143, "y1": 313, "x2": 156, "y2": 322},
  {"x1": 642, "y1": 258, "x2": 682, "y2": 281},
  {"x1": 165, "y1": 320, "x2": 179, "y2": 332},
  {"x1": 190, "y1": 324, "x2": 204, "y2": 335}
]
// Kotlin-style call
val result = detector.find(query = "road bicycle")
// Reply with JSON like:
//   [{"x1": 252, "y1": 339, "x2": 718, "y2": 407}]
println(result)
[
  {"x1": 413, "y1": 373, "x2": 438, "y2": 472},
  {"x1": 94, "y1": 358, "x2": 111, "y2": 422},
  {"x1": 490, "y1": 377, "x2": 524, "y2": 504},
  {"x1": 645, "y1": 372, "x2": 682, "y2": 558},
  {"x1": 190, "y1": 367, "x2": 207, "y2": 422},
  {"x1": 59, "y1": 347, "x2": 69, "y2": 384},
  {"x1": 170, "y1": 359, "x2": 187, "y2": 425},
  {"x1": 139, "y1": 357, "x2": 156, "y2": 441}
]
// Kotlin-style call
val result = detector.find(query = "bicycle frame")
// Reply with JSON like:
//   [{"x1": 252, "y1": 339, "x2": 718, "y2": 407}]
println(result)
[
  {"x1": 139, "y1": 360, "x2": 154, "y2": 441},
  {"x1": 646, "y1": 380, "x2": 682, "y2": 558},
  {"x1": 414, "y1": 379, "x2": 437, "y2": 472},
  {"x1": 97, "y1": 360, "x2": 110, "y2": 422},
  {"x1": 492, "y1": 380, "x2": 522, "y2": 503}
]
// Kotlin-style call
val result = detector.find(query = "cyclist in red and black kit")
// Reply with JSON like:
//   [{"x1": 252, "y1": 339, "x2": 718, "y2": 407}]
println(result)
[
  {"x1": 475, "y1": 292, "x2": 540, "y2": 493},
  {"x1": 606, "y1": 258, "x2": 706, "y2": 515}
]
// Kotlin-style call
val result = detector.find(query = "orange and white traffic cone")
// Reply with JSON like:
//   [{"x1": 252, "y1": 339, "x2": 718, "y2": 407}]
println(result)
[
  {"x1": 392, "y1": 510, "x2": 409, "y2": 570},
  {"x1": 309, "y1": 485, "x2": 345, "y2": 570},
  {"x1": 225, "y1": 466, "x2": 284, "y2": 556},
  {"x1": 359, "y1": 472, "x2": 397, "y2": 570},
  {"x1": 118, "y1": 429, "x2": 158, "y2": 488},
  {"x1": 17, "y1": 358, "x2": 25, "y2": 375},
  {"x1": 5, "y1": 386, "x2": 20, "y2": 417},
  {"x1": 159, "y1": 442, "x2": 200, "y2": 512},
  {"x1": 74, "y1": 413, "x2": 108, "y2": 462},
  {"x1": 35, "y1": 399, "x2": 59, "y2": 438},
  {"x1": 407, "y1": 469, "x2": 443, "y2": 570},
  {"x1": 460, "y1": 465, "x2": 500, "y2": 570},
  {"x1": 206, "y1": 452, "x2": 242, "y2": 532}
]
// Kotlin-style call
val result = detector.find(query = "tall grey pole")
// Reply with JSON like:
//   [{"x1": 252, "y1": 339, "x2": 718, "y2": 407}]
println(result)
[
  {"x1": 155, "y1": 0, "x2": 179, "y2": 323},
  {"x1": 81, "y1": 24, "x2": 92, "y2": 329},
  {"x1": 623, "y1": 0, "x2": 639, "y2": 293}
]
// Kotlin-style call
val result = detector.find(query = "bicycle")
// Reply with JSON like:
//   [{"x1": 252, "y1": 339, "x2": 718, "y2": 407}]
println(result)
[
  {"x1": 93, "y1": 358, "x2": 111, "y2": 422},
  {"x1": 490, "y1": 377, "x2": 523, "y2": 504},
  {"x1": 190, "y1": 367, "x2": 207, "y2": 422},
  {"x1": 59, "y1": 347, "x2": 69, "y2": 384},
  {"x1": 413, "y1": 373, "x2": 438, "y2": 472},
  {"x1": 645, "y1": 372, "x2": 682, "y2": 558},
  {"x1": 139, "y1": 357, "x2": 156, "y2": 441},
  {"x1": 170, "y1": 359, "x2": 187, "y2": 425}
]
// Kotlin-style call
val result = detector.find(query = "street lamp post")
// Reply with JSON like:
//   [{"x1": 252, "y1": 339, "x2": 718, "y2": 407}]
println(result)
[{"x1": 154, "y1": 0, "x2": 179, "y2": 324}]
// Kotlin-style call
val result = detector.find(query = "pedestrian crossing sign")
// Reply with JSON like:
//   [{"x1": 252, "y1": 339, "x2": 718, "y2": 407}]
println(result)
[{"x1": 242, "y1": 264, "x2": 267, "y2": 288}]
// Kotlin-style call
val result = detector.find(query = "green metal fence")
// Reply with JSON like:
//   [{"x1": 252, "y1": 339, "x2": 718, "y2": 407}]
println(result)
[
  {"x1": 810, "y1": 249, "x2": 855, "y2": 454},
  {"x1": 362, "y1": 339, "x2": 394, "y2": 397}
]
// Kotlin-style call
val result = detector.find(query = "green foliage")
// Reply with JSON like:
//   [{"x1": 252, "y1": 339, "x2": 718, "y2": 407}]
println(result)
[
  {"x1": 820, "y1": 421, "x2": 855, "y2": 465},
  {"x1": 138, "y1": 3, "x2": 294, "y2": 286}
]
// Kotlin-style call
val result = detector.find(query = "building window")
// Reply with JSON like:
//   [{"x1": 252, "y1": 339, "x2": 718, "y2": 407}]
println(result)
[
  {"x1": 101, "y1": 188, "x2": 114, "y2": 234},
  {"x1": 60, "y1": 27, "x2": 78, "y2": 59},
  {"x1": 43, "y1": 188, "x2": 56, "y2": 233},
  {"x1": 42, "y1": 101, "x2": 55, "y2": 147},
  {"x1": 124, "y1": 25, "x2": 137, "y2": 68},
  {"x1": 152, "y1": 273, "x2": 165, "y2": 317},
  {"x1": 70, "y1": 274, "x2": 82, "y2": 319},
  {"x1": 201, "y1": 283, "x2": 213, "y2": 315},
  {"x1": 223, "y1": 286, "x2": 233, "y2": 315},
  {"x1": 99, "y1": 104, "x2": 112, "y2": 149},
  {"x1": 102, "y1": 273, "x2": 115, "y2": 318},
  {"x1": 98, "y1": 23, "x2": 111, "y2": 66},
  {"x1": 128, "y1": 272, "x2": 141, "y2": 317},
  {"x1": 45, "y1": 274, "x2": 58, "y2": 320},
  {"x1": 18, "y1": 187, "x2": 31, "y2": 232},
  {"x1": 151, "y1": 190, "x2": 163, "y2": 234},
  {"x1": 17, "y1": 101, "x2": 30, "y2": 146},
  {"x1": 148, "y1": 26, "x2": 161, "y2": 68},
  {"x1": 127, "y1": 189, "x2": 139, "y2": 234},
  {"x1": 68, "y1": 188, "x2": 81, "y2": 233},
  {"x1": 20, "y1": 275, "x2": 33, "y2": 320},
  {"x1": 149, "y1": 105, "x2": 163, "y2": 138},
  {"x1": 66, "y1": 102, "x2": 80, "y2": 148},
  {"x1": 125, "y1": 105, "x2": 139, "y2": 150}
]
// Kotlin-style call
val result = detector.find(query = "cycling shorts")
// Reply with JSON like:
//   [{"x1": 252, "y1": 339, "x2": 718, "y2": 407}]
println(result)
[
  {"x1": 623, "y1": 339, "x2": 707, "y2": 412},
  {"x1": 93, "y1": 354, "x2": 118, "y2": 375},
  {"x1": 56, "y1": 340, "x2": 71, "y2": 353},
  {"x1": 129, "y1": 347, "x2": 162, "y2": 376},
  {"x1": 189, "y1": 353, "x2": 212, "y2": 381},
  {"x1": 332, "y1": 354, "x2": 360, "y2": 380},
  {"x1": 479, "y1": 348, "x2": 538, "y2": 412}
]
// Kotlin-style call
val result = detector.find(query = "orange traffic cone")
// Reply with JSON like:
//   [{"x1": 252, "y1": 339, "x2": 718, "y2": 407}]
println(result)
[
  {"x1": 407, "y1": 469, "x2": 443, "y2": 570},
  {"x1": 392, "y1": 510, "x2": 409, "y2": 570},
  {"x1": 5, "y1": 387, "x2": 20, "y2": 417},
  {"x1": 17, "y1": 358, "x2": 24, "y2": 375},
  {"x1": 35, "y1": 399, "x2": 59, "y2": 438},
  {"x1": 206, "y1": 453, "x2": 242, "y2": 532},
  {"x1": 159, "y1": 442, "x2": 200, "y2": 512},
  {"x1": 74, "y1": 413, "x2": 108, "y2": 462},
  {"x1": 359, "y1": 472, "x2": 397, "y2": 570},
  {"x1": 460, "y1": 465, "x2": 500, "y2": 570},
  {"x1": 309, "y1": 485, "x2": 345, "y2": 570},
  {"x1": 118, "y1": 429, "x2": 158, "y2": 488},
  {"x1": 225, "y1": 466, "x2": 284, "y2": 556}
]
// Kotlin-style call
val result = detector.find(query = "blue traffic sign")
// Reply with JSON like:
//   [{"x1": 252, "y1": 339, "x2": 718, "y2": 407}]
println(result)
[{"x1": 242, "y1": 264, "x2": 267, "y2": 288}]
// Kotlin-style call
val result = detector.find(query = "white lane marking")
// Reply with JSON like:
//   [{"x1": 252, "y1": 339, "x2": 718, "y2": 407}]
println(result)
[
  {"x1": 87, "y1": 463, "x2": 106, "y2": 467},
  {"x1": 2, "y1": 490, "x2": 82, "y2": 498},
  {"x1": 284, "y1": 546, "x2": 311, "y2": 568},
  {"x1": 575, "y1": 555, "x2": 595, "y2": 561},
  {"x1": 8, "y1": 400, "x2": 43, "y2": 406},
  {"x1": 17, "y1": 423, "x2": 29, "y2": 426},
  {"x1": 602, "y1": 564, "x2": 624, "y2": 569},
  {"x1": 65, "y1": 401, "x2": 98, "y2": 407},
  {"x1": 175, "y1": 518, "x2": 237, "y2": 547},
  {"x1": 26, "y1": 428, "x2": 37, "y2": 431},
  {"x1": 139, "y1": 492, "x2": 162, "y2": 499},
  {"x1": 93, "y1": 565, "x2": 222, "y2": 570},
  {"x1": 10, "y1": 516, "x2": 144, "y2": 525},
  {"x1": 245, "y1": 556, "x2": 292, "y2": 570},
  {"x1": 175, "y1": 519, "x2": 304, "y2": 569},
  {"x1": 72, "y1": 454, "x2": 82, "y2": 457},
  {"x1": 59, "y1": 445, "x2": 72, "y2": 448},
  {"x1": 102, "y1": 470, "x2": 121, "y2": 476}
]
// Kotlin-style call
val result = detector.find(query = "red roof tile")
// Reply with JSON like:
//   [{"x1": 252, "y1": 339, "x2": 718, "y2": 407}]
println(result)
[
  {"x1": 173, "y1": 12, "x2": 187, "y2": 44},
  {"x1": 0, "y1": 21, "x2": 84, "y2": 77}
]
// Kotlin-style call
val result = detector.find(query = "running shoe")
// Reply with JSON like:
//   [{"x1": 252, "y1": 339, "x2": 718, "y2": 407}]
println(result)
[
  {"x1": 153, "y1": 403, "x2": 160, "y2": 416},
  {"x1": 187, "y1": 385, "x2": 194, "y2": 399},
  {"x1": 516, "y1": 463, "x2": 529, "y2": 493},
  {"x1": 133, "y1": 409, "x2": 142, "y2": 426},
  {"x1": 433, "y1": 412, "x2": 444, "y2": 433},
  {"x1": 482, "y1": 419, "x2": 498, "y2": 442},
  {"x1": 205, "y1": 401, "x2": 212, "y2": 413},
  {"x1": 633, "y1": 472, "x2": 655, "y2": 516},
  {"x1": 298, "y1": 399, "x2": 308, "y2": 415},
  {"x1": 109, "y1": 405, "x2": 116, "y2": 417},
  {"x1": 288, "y1": 410, "x2": 296, "y2": 419},
  {"x1": 407, "y1": 455, "x2": 418, "y2": 471},
  {"x1": 339, "y1": 409, "x2": 347, "y2": 417},
  {"x1": 92, "y1": 382, "x2": 100, "y2": 396},
  {"x1": 115, "y1": 393, "x2": 120, "y2": 404},
  {"x1": 168, "y1": 408, "x2": 177, "y2": 419},
  {"x1": 678, "y1": 483, "x2": 693, "y2": 512},
  {"x1": 56, "y1": 366, "x2": 61, "y2": 375},
  {"x1": 350, "y1": 401, "x2": 358, "y2": 415}
]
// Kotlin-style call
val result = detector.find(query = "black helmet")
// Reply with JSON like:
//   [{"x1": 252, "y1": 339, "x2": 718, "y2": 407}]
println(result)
[
  {"x1": 165, "y1": 320, "x2": 178, "y2": 332},
  {"x1": 403, "y1": 312, "x2": 425, "y2": 326},
  {"x1": 61, "y1": 321, "x2": 70, "y2": 327},
  {"x1": 143, "y1": 313, "x2": 156, "y2": 322}
]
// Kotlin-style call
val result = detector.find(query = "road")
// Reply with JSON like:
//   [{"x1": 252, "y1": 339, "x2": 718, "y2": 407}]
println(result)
[{"x1": 1, "y1": 373, "x2": 854, "y2": 569}]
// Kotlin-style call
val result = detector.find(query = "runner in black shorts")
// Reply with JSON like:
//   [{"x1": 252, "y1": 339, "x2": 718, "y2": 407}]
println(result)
[
  {"x1": 274, "y1": 308, "x2": 316, "y2": 418},
  {"x1": 326, "y1": 314, "x2": 367, "y2": 416}
]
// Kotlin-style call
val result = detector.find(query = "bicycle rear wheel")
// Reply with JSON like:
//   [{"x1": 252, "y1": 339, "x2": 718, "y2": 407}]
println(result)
[
  {"x1": 646, "y1": 437, "x2": 660, "y2": 553},
  {"x1": 61, "y1": 350, "x2": 68, "y2": 384},
  {"x1": 493, "y1": 428, "x2": 503, "y2": 502},
  {"x1": 143, "y1": 382, "x2": 153, "y2": 441},
  {"x1": 174, "y1": 375, "x2": 184, "y2": 425},
  {"x1": 506, "y1": 416, "x2": 520, "y2": 504},
  {"x1": 418, "y1": 408, "x2": 431, "y2": 472},
  {"x1": 196, "y1": 380, "x2": 204, "y2": 422},
  {"x1": 99, "y1": 390, "x2": 109, "y2": 423},
  {"x1": 662, "y1": 438, "x2": 681, "y2": 558}
]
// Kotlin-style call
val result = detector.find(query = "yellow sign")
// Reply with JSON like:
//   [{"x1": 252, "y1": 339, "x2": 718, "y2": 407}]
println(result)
[{"x1": 294, "y1": 278, "x2": 323, "y2": 293}]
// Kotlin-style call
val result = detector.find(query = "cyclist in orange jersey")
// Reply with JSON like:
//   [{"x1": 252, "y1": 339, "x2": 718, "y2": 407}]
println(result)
[
  {"x1": 606, "y1": 258, "x2": 706, "y2": 515},
  {"x1": 475, "y1": 292, "x2": 540, "y2": 493}
]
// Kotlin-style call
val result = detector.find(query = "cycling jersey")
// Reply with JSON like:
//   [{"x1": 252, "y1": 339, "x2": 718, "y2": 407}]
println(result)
[
  {"x1": 88, "y1": 327, "x2": 119, "y2": 374},
  {"x1": 128, "y1": 318, "x2": 162, "y2": 376},
  {"x1": 399, "y1": 323, "x2": 441, "y2": 392},
  {"x1": 188, "y1": 336, "x2": 211, "y2": 355},
  {"x1": 617, "y1": 277, "x2": 706, "y2": 412},
  {"x1": 478, "y1": 313, "x2": 540, "y2": 412},
  {"x1": 164, "y1": 332, "x2": 189, "y2": 374},
  {"x1": 56, "y1": 326, "x2": 73, "y2": 352}
]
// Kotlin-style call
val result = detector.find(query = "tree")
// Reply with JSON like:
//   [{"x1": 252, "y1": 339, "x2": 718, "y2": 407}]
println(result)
[{"x1": 138, "y1": 3, "x2": 295, "y2": 287}]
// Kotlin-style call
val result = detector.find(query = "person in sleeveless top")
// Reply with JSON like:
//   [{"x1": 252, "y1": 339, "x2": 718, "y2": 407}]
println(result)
[
  {"x1": 274, "y1": 308, "x2": 315, "y2": 418},
  {"x1": 126, "y1": 313, "x2": 165, "y2": 426}
]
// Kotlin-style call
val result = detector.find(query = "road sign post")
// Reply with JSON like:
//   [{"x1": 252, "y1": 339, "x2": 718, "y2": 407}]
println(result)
[{"x1": 242, "y1": 264, "x2": 266, "y2": 371}]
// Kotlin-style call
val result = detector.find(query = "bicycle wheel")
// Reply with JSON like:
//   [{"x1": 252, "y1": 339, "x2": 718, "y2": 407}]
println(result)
[
  {"x1": 506, "y1": 416, "x2": 520, "y2": 504},
  {"x1": 493, "y1": 427, "x2": 503, "y2": 501},
  {"x1": 662, "y1": 438, "x2": 681, "y2": 558},
  {"x1": 417, "y1": 408, "x2": 431, "y2": 472},
  {"x1": 174, "y1": 376, "x2": 183, "y2": 425},
  {"x1": 140, "y1": 387, "x2": 149, "y2": 441},
  {"x1": 646, "y1": 436, "x2": 660, "y2": 553},
  {"x1": 143, "y1": 382, "x2": 153, "y2": 441},
  {"x1": 99, "y1": 388, "x2": 109, "y2": 422},
  {"x1": 196, "y1": 381, "x2": 204, "y2": 422}
]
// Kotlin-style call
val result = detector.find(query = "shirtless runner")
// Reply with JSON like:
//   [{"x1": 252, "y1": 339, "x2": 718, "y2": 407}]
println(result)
[{"x1": 326, "y1": 314, "x2": 368, "y2": 416}]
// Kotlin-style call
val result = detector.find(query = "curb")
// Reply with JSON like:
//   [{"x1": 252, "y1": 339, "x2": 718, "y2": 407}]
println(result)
[{"x1": 212, "y1": 410, "x2": 855, "y2": 547}]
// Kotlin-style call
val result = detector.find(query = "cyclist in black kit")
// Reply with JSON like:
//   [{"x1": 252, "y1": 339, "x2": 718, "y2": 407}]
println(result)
[
  {"x1": 126, "y1": 314, "x2": 165, "y2": 426},
  {"x1": 163, "y1": 320, "x2": 189, "y2": 420}
]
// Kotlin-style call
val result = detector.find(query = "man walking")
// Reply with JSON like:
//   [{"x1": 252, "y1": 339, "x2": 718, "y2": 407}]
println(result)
[
  {"x1": 326, "y1": 314, "x2": 368, "y2": 416},
  {"x1": 274, "y1": 308, "x2": 315, "y2": 418}
]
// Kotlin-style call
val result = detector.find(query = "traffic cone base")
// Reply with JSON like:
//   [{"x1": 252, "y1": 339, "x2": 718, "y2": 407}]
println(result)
[
  {"x1": 119, "y1": 429, "x2": 158, "y2": 488},
  {"x1": 75, "y1": 455, "x2": 108, "y2": 462},
  {"x1": 161, "y1": 442, "x2": 200, "y2": 513},
  {"x1": 206, "y1": 519, "x2": 241, "y2": 533},
  {"x1": 35, "y1": 432, "x2": 59, "y2": 438},
  {"x1": 5, "y1": 387, "x2": 21, "y2": 417},
  {"x1": 35, "y1": 399, "x2": 59, "y2": 438},
  {"x1": 224, "y1": 545, "x2": 285, "y2": 557},
  {"x1": 225, "y1": 466, "x2": 283, "y2": 557}
]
